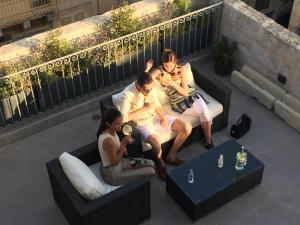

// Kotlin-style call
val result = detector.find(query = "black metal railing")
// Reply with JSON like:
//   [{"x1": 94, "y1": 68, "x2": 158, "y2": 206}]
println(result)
[{"x1": 0, "y1": 2, "x2": 223, "y2": 127}]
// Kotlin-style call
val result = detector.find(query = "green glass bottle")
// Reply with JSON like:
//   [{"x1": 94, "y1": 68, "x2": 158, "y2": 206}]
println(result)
[{"x1": 235, "y1": 146, "x2": 247, "y2": 170}]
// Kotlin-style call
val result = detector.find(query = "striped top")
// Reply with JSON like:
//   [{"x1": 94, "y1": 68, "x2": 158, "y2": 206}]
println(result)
[
  {"x1": 158, "y1": 65, "x2": 207, "y2": 113},
  {"x1": 158, "y1": 65, "x2": 190, "y2": 104}
]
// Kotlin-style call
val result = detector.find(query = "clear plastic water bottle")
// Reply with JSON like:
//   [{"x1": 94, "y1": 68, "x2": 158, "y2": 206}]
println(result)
[
  {"x1": 188, "y1": 169, "x2": 194, "y2": 184},
  {"x1": 218, "y1": 154, "x2": 224, "y2": 168}
]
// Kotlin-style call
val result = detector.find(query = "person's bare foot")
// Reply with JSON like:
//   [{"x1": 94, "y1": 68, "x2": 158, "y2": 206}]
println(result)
[{"x1": 157, "y1": 160, "x2": 166, "y2": 181}]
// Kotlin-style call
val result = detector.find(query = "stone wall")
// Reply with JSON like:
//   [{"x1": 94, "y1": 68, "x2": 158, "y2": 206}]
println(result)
[
  {"x1": 221, "y1": 0, "x2": 300, "y2": 99},
  {"x1": 289, "y1": 0, "x2": 300, "y2": 34}
]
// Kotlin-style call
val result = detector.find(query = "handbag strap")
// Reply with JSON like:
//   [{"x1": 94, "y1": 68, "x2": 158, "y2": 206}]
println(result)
[{"x1": 235, "y1": 114, "x2": 245, "y2": 125}]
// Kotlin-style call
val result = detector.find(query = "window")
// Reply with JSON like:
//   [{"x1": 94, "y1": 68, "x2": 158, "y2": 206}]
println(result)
[
  {"x1": 0, "y1": 33, "x2": 12, "y2": 44},
  {"x1": 264, "y1": 11, "x2": 274, "y2": 18},
  {"x1": 30, "y1": 16, "x2": 48, "y2": 29},
  {"x1": 74, "y1": 12, "x2": 85, "y2": 22},
  {"x1": 32, "y1": 0, "x2": 49, "y2": 8},
  {"x1": 61, "y1": 17, "x2": 72, "y2": 26},
  {"x1": 255, "y1": 0, "x2": 270, "y2": 11},
  {"x1": 281, "y1": 0, "x2": 293, "y2": 4}
]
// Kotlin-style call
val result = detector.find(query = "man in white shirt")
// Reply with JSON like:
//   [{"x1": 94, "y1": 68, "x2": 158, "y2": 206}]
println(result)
[{"x1": 112, "y1": 71, "x2": 191, "y2": 181}]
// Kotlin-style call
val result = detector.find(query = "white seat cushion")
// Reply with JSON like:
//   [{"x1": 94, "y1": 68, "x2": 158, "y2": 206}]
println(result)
[
  {"x1": 142, "y1": 63, "x2": 223, "y2": 148},
  {"x1": 182, "y1": 63, "x2": 200, "y2": 89},
  {"x1": 283, "y1": 93, "x2": 300, "y2": 112},
  {"x1": 241, "y1": 65, "x2": 286, "y2": 100},
  {"x1": 159, "y1": 88, "x2": 223, "y2": 144},
  {"x1": 59, "y1": 152, "x2": 105, "y2": 201},
  {"x1": 274, "y1": 100, "x2": 300, "y2": 132},
  {"x1": 231, "y1": 70, "x2": 275, "y2": 109},
  {"x1": 231, "y1": 70, "x2": 258, "y2": 97},
  {"x1": 255, "y1": 86, "x2": 276, "y2": 109}
]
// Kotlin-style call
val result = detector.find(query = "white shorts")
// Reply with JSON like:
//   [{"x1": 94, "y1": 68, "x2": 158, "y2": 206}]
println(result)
[
  {"x1": 136, "y1": 116, "x2": 176, "y2": 141},
  {"x1": 183, "y1": 98, "x2": 212, "y2": 124}
]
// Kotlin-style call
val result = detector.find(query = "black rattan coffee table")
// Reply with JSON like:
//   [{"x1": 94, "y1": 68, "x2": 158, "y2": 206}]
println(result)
[{"x1": 166, "y1": 139, "x2": 265, "y2": 221}]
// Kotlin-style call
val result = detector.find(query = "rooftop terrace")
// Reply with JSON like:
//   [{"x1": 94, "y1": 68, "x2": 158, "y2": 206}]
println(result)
[
  {"x1": 0, "y1": 0, "x2": 300, "y2": 224},
  {"x1": 0, "y1": 61, "x2": 299, "y2": 225}
]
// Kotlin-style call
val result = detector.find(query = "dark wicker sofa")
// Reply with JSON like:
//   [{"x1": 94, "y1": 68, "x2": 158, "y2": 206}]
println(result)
[
  {"x1": 99, "y1": 65, "x2": 231, "y2": 153},
  {"x1": 46, "y1": 64, "x2": 231, "y2": 225},
  {"x1": 46, "y1": 142, "x2": 151, "y2": 225}
]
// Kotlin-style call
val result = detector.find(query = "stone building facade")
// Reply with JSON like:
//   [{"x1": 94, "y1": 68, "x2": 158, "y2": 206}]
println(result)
[
  {"x1": 242, "y1": 0, "x2": 294, "y2": 28},
  {"x1": 221, "y1": 0, "x2": 300, "y2": 99},
  {"x1": 0, "y1": 0, "x2": 140, "y2": 45}
]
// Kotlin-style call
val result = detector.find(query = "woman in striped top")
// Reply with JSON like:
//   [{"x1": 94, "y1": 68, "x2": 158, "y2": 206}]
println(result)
[{"x1": 151, "y1": 49, "x2": 214, "y2": 150}]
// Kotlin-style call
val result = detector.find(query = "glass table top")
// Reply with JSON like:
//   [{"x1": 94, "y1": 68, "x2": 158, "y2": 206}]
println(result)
[{"x1": 167, "y1": 139, "x2": 265, "y2": 204}]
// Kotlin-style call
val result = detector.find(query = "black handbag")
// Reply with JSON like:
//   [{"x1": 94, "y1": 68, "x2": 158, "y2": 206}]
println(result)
[{"x1": 230, "y1": 113, "x2": 252, "y2": 139}]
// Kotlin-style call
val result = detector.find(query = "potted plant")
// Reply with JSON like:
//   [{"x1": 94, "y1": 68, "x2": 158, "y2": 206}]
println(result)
[
  {"x1": 0, "y1": 68, "x2": 37, "y2": 126},
  {"x1": 102, "y1": 1, "x2": 161, "y2": 81},
  {"x1": 210, "y1": 37, "x2": 237, "y2": 76}
]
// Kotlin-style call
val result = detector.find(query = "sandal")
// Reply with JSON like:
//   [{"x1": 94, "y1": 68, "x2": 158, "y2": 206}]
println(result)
[
  {"x1": 204, "y1": 141, "x2": 215, "y2": 150},
  {"x1": 164, "y1": 158, "x2": 185, "y2": 166}
]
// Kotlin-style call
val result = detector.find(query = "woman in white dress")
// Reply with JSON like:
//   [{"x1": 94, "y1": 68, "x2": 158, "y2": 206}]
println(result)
[{"x1": 97, "y1": 108, "x2": 155, "y2": 185}]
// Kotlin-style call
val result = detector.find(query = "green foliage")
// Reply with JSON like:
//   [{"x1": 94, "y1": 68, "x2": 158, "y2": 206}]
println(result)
[
  {"x1": 38, "y1": 30, "x2": 76, "y2": 62},
  {"x1": 0, "y1": 30, "x2": 79, "y2": 99},
  {"x1": 173, "y1": 0, "x2": 192, "y2": 17},
  {"x1": 158, "y1": 0, "x2": 205, "y2": 42},
  {"x1": 0, "y1": 63, "x2": 7, "y2": 77},
  {"x1": 106, "y1": 1, "x2": 141, "y2": 39},
  {"x1": 0, "y1": 1, "x2": 203, "y2": 99},
  {"x1": 37, "y1": 30, "x2": 80, "y2": 81},
  {"x1": 0, "y1": 64, "x2": 9, "y2": 98},
  {"x1": 0, "y1": 70, "x2": 33, "y2": 99},
  {"x1": 73, "y1": 30, "x2": 109, "y2": 51},
  {"x1": 95, "y1": 1, "x2": 159, "y2": 65},
  {"x1": 210, "y1": 36, "x2": 237, "y2": 66}
]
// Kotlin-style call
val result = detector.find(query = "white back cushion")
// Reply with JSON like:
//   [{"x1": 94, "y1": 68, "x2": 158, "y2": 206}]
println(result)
[
  {"x1": 182, "y1": 63, "x2": 199, "y2": 89},
  {"x1": 59, "y1": 152, "x2": 105, "y2": 201},
  {"x1": 283, "y1": 93, "x2": 300, "y2": 112},
  {"x1": 241, "y1": 65, "x2": 286, "y2": 100}
]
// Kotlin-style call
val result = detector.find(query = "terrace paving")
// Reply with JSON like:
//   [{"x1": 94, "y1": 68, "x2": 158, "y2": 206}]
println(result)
[{"x1": 0, "y1": 61, "x2": 299, "y2": 225}]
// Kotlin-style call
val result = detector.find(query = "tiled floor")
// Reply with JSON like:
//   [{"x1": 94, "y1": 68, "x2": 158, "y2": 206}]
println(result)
[{"x1": 0, "y1": 62, "x2": 299, "y2": 225}]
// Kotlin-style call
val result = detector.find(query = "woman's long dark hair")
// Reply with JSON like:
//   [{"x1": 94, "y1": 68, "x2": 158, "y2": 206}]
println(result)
[
  {"x1": 96, "y1": 108, "x2": 121, "y2": 139},
  {"x1": 161, "y1": 48, "x2": 177, "y2": 63}
]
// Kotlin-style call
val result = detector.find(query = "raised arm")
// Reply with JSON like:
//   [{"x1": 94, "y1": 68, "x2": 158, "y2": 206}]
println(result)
[
  {"x1": 102, "y1": 136, "x2": 131, "y2": 166},
  {"x1": 167, "y1": 67, "x2": 189, "y2": 96},
  {"x1": 145, "y1": 59, "x2": 154, "y2": 73},
  {"x1": 155, "y1": 66, "x2": 189, "y2": 97}
]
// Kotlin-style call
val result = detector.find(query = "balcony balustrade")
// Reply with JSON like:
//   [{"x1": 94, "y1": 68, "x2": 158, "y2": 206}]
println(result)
[{"x1": 0, "y1": 2, "x2": 223, "y2": 127}]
